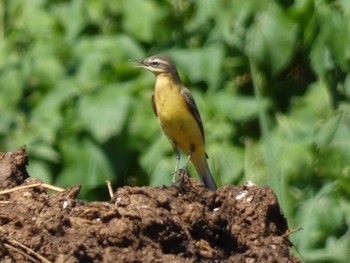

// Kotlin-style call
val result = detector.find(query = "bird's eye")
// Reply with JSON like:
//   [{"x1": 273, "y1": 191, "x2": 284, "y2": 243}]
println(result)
[{"x1": 151, "y1": 61, "x2": 160, "y2": 68}]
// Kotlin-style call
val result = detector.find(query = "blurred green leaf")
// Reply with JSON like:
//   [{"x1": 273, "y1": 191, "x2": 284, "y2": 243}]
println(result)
[
  {"x1": 277, "y1": 81, "x2": 331, "y2": 144},
  {"x1": 128, "y1": 86, "x2": 158, "y2": 145},
  {"x1": 245, "y1": 3, "x2": 298, "y2": 73},
  {"x1": 57, "y1": 137, "x2": 114, "y2": 191},
  {"x1": 27, "y1": 160, "x2": 53, "y2": 184},
  {"x1": 30, "y1": 56, "x2": 65, "y2": 87},
  {"x1": 187, "y1": 0, "x2": 221, "y2": 30},
  {"x1": 221, "y1": 1, "x2": 256, "y2": 49},
  {"x1": 212, "y1": 90, "x2": 270, "y2": 121},
  {"x1": 148, "y1": 157, "x2": 174, "y2": 187},
  {"x1": 243, "y1": 139, "x2": 268, "y2": 185},
  {"x1": 25, "y1": 80, "x2": 78, "y2": 148},
  {"x1": 140, "y1": 134, "x2": 172, "y2": 175},
  {"x1": 85, "y1": 0, "x2": 105, "y2": 24},
  {"x1": 54, "y1": 0, "x2": 85, "y2": 41},
  {"x1": 344, "y1": 74, "x2": 350, "y2": 98},
  {"x1": 169, "y1": 46, "x2": 224, "y2": 91},
  {"x1": 76, "y1": 52, "x2": 103, "y2": 91},
  {"x1": 310, "y1": 5, "x2": 350, "y2": 75},
  {"x1": 272, "y1": 131, "x2": 313, "y2": 176},
  {"x1": 122, "y1": 0, "x2": 165, "y2": 42},
  {"x1": 78, "y1": 84, "x2": 131, "y2": 143},
  {"x1": 0, "y1": 69, "x2": 23, "y2": 110},
  {"x1": 12, "y1": 1, "x2": 55, "y2": 37},
  {"x1": 315, "y1": 115, "x2": 341, "y2": 147},
  {"x1": 209, "y1": 143, "x2": 244, "y2": 186},
  {"x1": 303, "y1": 234, "x2": 350, "y2": 263},
  {"x1": 310, "y1": 35, "x2": 335, "y2": 76},
  {"x1": 294, "y1": 183, "x2": 350, "y2": 263},
  {"x1": 74, "y1": 35, "x2": 144, "y2": 79}
]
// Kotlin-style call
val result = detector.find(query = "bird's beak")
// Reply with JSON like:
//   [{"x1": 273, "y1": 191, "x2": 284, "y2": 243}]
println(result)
[{"x1": 129, "y1": 59, "x2": 147, "y2": 69}]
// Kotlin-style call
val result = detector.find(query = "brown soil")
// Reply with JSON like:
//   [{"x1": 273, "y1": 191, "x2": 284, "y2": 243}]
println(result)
[{"x1": 0, "y1": 146, "x2": 300, "y2": 262}]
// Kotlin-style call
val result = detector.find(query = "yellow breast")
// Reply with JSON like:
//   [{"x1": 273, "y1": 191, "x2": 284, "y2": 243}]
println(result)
[{"x1": 153, "y1": 75, "x2": 205, "y2": 156}]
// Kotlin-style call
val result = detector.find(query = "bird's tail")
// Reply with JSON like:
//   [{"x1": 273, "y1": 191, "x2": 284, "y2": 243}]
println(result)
[{"x1": 193, "y1": 157, "x2": 217, "y2": 191}]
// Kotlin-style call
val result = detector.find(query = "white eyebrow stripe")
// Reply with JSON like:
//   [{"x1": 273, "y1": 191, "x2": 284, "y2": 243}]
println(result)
[{"x1": 153, "y1": 59, "x2": 171, "y2": 66}]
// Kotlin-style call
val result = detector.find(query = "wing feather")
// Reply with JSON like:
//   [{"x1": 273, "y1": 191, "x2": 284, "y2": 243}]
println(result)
[
  {"x1": 181, "y1": 86, "x2": 205, "y2": 142},
  {"x1": 151, "y1": 91, "x2": 158, "y2": 116}
]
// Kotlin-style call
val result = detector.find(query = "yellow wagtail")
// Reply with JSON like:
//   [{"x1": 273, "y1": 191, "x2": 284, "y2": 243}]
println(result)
[{"x1": 131, "y1": 55, "x2": 217, "y2": 190}]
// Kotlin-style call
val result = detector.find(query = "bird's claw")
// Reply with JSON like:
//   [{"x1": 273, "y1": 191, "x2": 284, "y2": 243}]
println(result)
[{"x1": 171, "y1": 168, "x2": 188, "y2": 185}]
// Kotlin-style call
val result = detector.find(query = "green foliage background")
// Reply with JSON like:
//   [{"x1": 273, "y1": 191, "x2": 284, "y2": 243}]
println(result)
[{"x1": 1, "y1": 0, "x2": 350, "y2": 261}]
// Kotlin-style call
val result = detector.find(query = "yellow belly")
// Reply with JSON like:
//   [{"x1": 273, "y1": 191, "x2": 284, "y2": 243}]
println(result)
[{"x1": 154, "y1": 77, "x2": 205, "y2": 157}]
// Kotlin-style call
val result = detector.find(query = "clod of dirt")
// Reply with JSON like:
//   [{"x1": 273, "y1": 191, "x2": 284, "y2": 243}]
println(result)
[
  {"x1": 0, "y1": 147, "x2": 300, "y2": 262},
  {"x1": 0, "y1": 145, "x2": 29, "y2": 192}
]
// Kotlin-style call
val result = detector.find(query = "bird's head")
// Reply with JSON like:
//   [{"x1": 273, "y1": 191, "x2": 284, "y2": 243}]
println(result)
[{"x1": 130, "y1": 55, "x2": 179, "y2": 78}]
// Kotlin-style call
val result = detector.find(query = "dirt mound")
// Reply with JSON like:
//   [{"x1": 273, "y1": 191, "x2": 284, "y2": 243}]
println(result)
[{"x1": 0, "y1": 147, "x2": 299, "y2": 262}]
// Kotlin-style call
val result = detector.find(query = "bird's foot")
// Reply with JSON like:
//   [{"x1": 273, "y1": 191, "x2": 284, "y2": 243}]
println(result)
[{"x1": 171, "y1": 168, "x2": 188, "y2": 185}]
